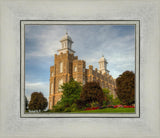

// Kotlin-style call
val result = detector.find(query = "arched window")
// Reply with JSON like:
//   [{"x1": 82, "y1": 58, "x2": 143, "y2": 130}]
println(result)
[
  {"x1": 51, "y1": 83, "x2": 53, "y2": 94},
  {"x1": 51, "y1": 72, "x2": 53, "y2": 77},
  {"x1": 83, "y1": 78, "x2": 85, "y2": 85},
  {"x1": 74, "y1": 66, "x2": 77, "y2": 72},
  {"x1": 83, "y1": 68, "x2": 85, "y2": 72},
  {"x1": 58, "y1": 79, "x2": 63, "y2": 92},
  {"x1": 60, "y1": 62, "x2": 63, "y2": 73}
]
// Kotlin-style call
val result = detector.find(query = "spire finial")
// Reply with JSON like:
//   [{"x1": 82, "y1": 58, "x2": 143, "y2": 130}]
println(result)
[{"x1": 66, "y1": 29, "x2": 68, "y2": 35}]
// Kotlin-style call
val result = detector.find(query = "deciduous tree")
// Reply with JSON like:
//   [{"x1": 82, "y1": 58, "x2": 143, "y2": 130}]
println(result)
[
  {"x1": 116, "y1": 71, "x2": 135, "y2": 105},
  {"x1": 28, "y1": 92, "x2": 48, "y2": 112},
  {"x1": 60, "y1": 78, "x2": 82, "y2": 106},
  {"x1": 53, "y1": 78, "x2": 82, "y2": 112},
  {"x1": 80, "y1": 81, "x2": 105, "y2": 105}
]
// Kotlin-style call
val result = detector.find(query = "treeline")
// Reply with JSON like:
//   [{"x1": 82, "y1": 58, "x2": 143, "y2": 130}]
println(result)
[{"x1": 25, "y1": 70, "x2": 135, "y2": 112}]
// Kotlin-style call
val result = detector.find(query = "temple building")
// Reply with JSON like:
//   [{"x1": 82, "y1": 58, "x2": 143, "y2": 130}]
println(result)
[{"x1": 49, "y1": 32, "x2": 117, "y2": 109}]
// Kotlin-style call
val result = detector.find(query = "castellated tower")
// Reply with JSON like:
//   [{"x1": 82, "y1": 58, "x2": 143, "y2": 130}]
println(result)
[{"x1": 49, "y1": 33, "x2": 117, "y2": 109}]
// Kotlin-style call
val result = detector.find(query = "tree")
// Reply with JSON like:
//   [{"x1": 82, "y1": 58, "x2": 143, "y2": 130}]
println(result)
[
  {"x1": 116, "y1": 71, "x2": 135, "y2": 105},
  {"x1": 102, "y1": 88, "x2": 121, "y2": 105},
  {"x1": 53, "y1": 78, "x2": 82, "y2": 112},
  {"x1": 25, "y1": 96, "x2": 28, "y2": 111},
  {"x1": 80, "y1": 81, "x2": 105, "y2": 105},
  {"x1": 102, "y1": 88, "x2": 113, "y2": 105},
  {"x1": 28, "y1": 92, "x2": 48, "y2": 112}
]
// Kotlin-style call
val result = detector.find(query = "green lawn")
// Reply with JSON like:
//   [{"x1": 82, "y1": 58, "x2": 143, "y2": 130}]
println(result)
[
  {"x1": 72, "y1": 108, "x2": 135, "y2": 113},
  {"x1": 27, "y1": 108, "x2": 135, "y2": 113},
  {"x1": 45, "y1": 108, "x2": 135, "y2": 113}
]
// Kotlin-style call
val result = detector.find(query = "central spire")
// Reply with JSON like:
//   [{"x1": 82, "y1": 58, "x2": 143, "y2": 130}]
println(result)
[
  {"x1": 66, "y1": 29, "x2": 68, "y2": 35},
  {"x1": 98, "y1": 55, "x2": 109, "y2": 74},
  {"x1": 57, "y1": 32, "x2": 75, "y2": 54}
]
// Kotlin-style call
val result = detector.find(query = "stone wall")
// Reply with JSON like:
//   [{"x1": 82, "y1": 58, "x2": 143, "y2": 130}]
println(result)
[{"x1": 49, "y1": 52, "x2": 117, "y2": 109}]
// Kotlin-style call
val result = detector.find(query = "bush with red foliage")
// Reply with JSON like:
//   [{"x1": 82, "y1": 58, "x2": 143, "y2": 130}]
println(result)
[
  {"x1": 116, "y1": 71, "x2": 135, "y2": 105},
  {"x1": 80, "y1": 81, "x2": 105, "y2": 105}
]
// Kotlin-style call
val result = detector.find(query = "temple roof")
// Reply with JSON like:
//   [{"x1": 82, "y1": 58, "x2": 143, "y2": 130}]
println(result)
[
  {"x1": 60, "y1": 32, "x2": 73, "y2": 43},
  {"x1": 99, "y1": 55, "x2": 107, "y2": 63}
]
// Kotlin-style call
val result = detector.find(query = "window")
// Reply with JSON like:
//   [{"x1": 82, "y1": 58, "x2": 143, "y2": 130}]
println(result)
[
  {"x1": 51, "y1": 72, "x2": 53, "y2": 77},
  {"x1": 74, "y1": 66, "x2": 77, "y2": 72},
  {"x1": 51, "y1": 83, "x2": 53, "y2": 94},
  {"x1": 83, "y1": 79, "x2": 85, "y2": 85},
  {"x1": 68, "y1": 42, "x2": 70, "y2": 49},
  {"x1": 100, "y1": 63, "x2": 102, "y2": 68},
  {"x1": 83, "y1": 68, "x2": 85, "y2": 72},
  {"x1": 60, "y1": 62, "x2": 63, "y2": 73},
  {"x1": 58, "y1": 79, "x2": 63, "y2": 92}
]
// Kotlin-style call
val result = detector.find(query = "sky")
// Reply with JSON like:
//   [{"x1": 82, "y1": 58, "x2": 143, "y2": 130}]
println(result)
[{"x1": 25, "y1": 24, "x2": 135, "y2": 100}]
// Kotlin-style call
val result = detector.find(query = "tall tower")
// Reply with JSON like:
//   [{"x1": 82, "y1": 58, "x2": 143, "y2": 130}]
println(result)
[
  {"x1": 49, "y1": 32, "x2": 76, "y2": 109},
  {"x1": 98, "y1": 55, "x2": 109, "y2": 74},
  {"x1": 57, "y1": 32, "x2": 75, "y2": 54}
]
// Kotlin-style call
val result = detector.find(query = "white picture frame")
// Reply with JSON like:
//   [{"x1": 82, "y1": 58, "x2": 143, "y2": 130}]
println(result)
[{"x1": 20, "y1": 20, "x2": 140, "y2": 118}]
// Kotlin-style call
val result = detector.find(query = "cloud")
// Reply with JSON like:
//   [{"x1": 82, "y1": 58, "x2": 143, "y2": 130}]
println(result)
[
  {"x1": 25, "y1": 25, "x2": 67, "y2": 59},
  {"x1": 25, "y1": 24, "x2": 135, "y2": 98},
  {"x1": 25, "y1": 81, "x2": 49, "y2": 99}
]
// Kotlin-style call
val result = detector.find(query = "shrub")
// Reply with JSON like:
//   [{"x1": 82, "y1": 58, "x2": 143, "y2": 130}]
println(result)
[
  {"x1": 116, "y1": 71, "x2": 135, "y2": 105},
  {"x1": 70, "y1": 103, "x2": 78, "y2": 112},
  {"x1": 106, "y1": 105, "x2": 115, "y2": 108},
  {"x1": 112, "y1": 97, "x2": 121, "y2": 105},
  {"x1": 80, "y1": 81, "x2": 105, "y2": 106},
  {"x1": 76, "y1": 99, "x2": 86, "y2": 110},
  {"x1": 64, "y1": 107, "x2": 72, "y2": 112},
  {"x1": 102, "y1": 88, "x2": 113, "y2": 105},
  {"x1": 90, "y1": 102, "x2": 99, "y2": 108},
  {"x1": 53, "y1": 78, "x2": 82, "y2": 112}
]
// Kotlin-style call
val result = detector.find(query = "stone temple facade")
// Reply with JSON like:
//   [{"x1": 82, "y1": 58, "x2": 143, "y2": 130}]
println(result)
[{"x1": 49, "y1": 32, "x2": 117, "y2": 109}]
